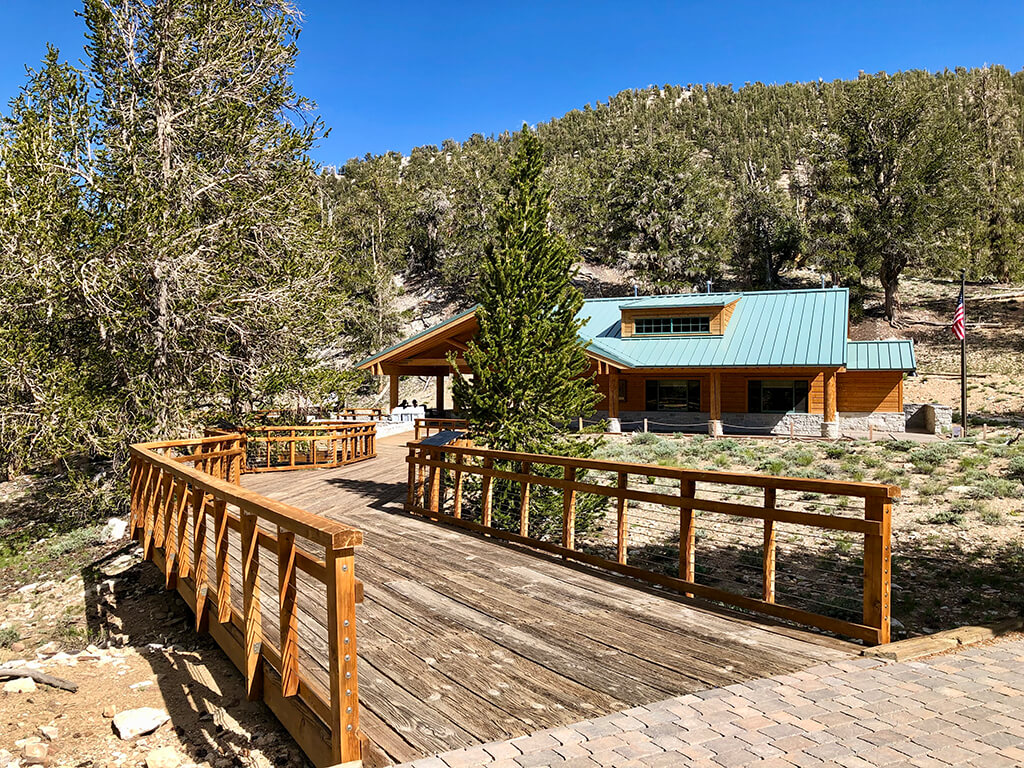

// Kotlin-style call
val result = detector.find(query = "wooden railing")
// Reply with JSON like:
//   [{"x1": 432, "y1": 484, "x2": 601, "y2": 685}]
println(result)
[
  {"x1": 413, "y1": 418, "x2": 469, "y2": 440},
  {"x1": 406, "y1": 442, "x2": 897, "y2": 645},
  {"x1": 129, "y1": 434, "x2": 364, "y2": 767},
  {"x1": 240, "y1": 424, "x2": 376, "y2": 473},
  {"x1": 332, "y1": 408, "x2": 385, "y2": 421}
]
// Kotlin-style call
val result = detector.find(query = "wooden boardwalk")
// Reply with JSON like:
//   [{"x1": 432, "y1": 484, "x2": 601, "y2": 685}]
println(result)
[{"x1": 242, "y1": 435, "x2": 855, "y2": 766}]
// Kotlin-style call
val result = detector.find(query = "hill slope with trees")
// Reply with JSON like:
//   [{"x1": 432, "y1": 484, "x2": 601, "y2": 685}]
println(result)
[{"x1": 326, "y1": 66, "x2": 1024, "y2": 350}]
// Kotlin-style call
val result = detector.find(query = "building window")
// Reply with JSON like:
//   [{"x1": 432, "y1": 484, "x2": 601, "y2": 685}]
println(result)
[
  {"x1": 634, "y1": 316, "x2": 710, "y2": 335},
  {"x1": 645, "y1": 380, "x2": 701, "y2": 412},
  {"x1": 748, "y1": 380, "x2": 809, "y2": 414},
  {"x1": 618, "y1": 379, "x2": 628, "y2": 402}
]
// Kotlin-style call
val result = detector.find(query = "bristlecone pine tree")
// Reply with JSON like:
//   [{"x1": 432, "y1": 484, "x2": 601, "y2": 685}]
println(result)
[{"x1": 450, "y1": 127, "x2": 598, "y2": 454}]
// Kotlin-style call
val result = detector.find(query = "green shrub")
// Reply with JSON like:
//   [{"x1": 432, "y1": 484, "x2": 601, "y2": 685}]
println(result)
[
  {"x1": 758, "y1": 458, "x2": 789, "y2": 475},
  {"x1": 959, "y1": 454, "x2": 990, "y2": 471},
  {"x1": 883, "y1": 440, "x2": 916, "y2": 453},
  {"x1": 1006, "y1": 455, "x2": 1024, "y2": 482},
  {"x1": 824, "y1": 444, "x2": 848, "y2": 460},
  {"x1": 928, "y1": 505, "x2": 967, "y2": 526},
  {"x1": 970, "y1": 477, "x2": 1018, "y2": 499},
  {"x1": 631, "y1": 431, "x2": 661, "y2": 446},
  {"x1": 651, "y1": 441, "x2": 680, "y2": 461},
  {"x1": 0, "y1": 627, "x2": 19, "y2": 648},
  {"x1": 979, "y1": 505, "x2": 1004, "y2": 525}
]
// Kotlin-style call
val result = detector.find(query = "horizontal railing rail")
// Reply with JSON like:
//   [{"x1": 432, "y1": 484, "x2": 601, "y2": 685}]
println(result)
[
  {"x1": 129, "y1": 434, "x2": 364, "y2": 766},
  {"x1": 331, "y1": 408, "x2": 386, "y2": 421},
  {"x1": 237, "y1": 423, "x2": 376, "y2": 473},
  {"x1": 413, "y1": 417, "x2": 469, "y2": 441},
  {"x1": 405, "y1": 441, "x2": 896, "y2": 645}
]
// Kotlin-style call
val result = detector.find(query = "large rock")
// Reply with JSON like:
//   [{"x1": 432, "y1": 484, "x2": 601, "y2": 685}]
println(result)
[
  {"x1": 22, "y1": 742, "x2": 49, "y2": 765},
  {"x1": 112, "y1": 707, "x2": 170, "y2": 740},
  {"x1": 101, "y1": 518, "x2": 129, "y2": 543},
  {"x1": 3, "y1": 677, "x2": 37, "y2": 693},
  {"x1": 145, "y1": 746, "x2": 181, "y2": 768}
]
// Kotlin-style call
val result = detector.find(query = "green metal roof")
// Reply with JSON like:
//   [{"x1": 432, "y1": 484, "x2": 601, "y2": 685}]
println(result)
[
  {"x1": 620, "y1": 293, "x2": 742, "y2": 309},
  {"x1": 355, "y1": 306, "x2": 476, "y2": 369},
  {"x1": 846, "y1": 340, "x2": 917, "y2": 372},
  {"x1": 361, "y1": 287, "x2": 917, "y2": 373},
  {"x1": 582, "y1": 288, "x2": 852, "y2": 368}
]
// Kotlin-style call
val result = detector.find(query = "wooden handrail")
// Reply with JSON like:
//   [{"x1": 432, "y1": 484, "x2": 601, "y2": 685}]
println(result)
[
  {"x1": 414, "y1": 417, "x2": 469, "y2": 440},
  {"x1": 405, "y1": 442, "x2": 895, "y2": 645},
  {"x1": 129, "y1": 435, "x2": 364, "y2": 766},
  {"x1": 209, "y1": 424, "x2": 378, "y2": 474}
]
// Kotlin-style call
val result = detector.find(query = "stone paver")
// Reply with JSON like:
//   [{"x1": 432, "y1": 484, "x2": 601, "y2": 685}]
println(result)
[{"x1": 397, "y1": 636, "x2": 1024, "y2": 767}]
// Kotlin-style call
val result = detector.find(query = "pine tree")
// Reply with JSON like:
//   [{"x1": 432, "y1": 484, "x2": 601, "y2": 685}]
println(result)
[{"x1": 450, "y1": 128, "x2": 598, "y2": 454}]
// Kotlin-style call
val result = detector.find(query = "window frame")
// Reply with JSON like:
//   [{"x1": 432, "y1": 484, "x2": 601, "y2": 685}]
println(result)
[
  {"x1": 645, "y1": 379, "x2": 702, "y2": 412},
  {"x1": 633, "y1": 315, "x2": 711, "y2": 336},
  {"x1": 747, "y1": 379, "x2": 810, "y2": 414}
]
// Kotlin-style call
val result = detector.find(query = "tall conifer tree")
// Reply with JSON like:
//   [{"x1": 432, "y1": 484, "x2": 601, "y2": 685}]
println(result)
[{"x1": 450, "y1": 128, "x2": 597, "y2": 453}]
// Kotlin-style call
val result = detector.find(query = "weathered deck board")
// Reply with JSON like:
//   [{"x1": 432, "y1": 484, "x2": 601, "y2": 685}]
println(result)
[{"x1": 242, "y1": 435, "x2": 854, "y2": 765}]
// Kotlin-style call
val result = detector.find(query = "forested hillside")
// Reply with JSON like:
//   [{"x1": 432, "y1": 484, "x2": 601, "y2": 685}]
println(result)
[
  {"x1": 326, "y1": 66, "x2": 1024, "y2": 351},
  {"x1": 3, "y1": 0, "x2": 1024, "y2": 514}
]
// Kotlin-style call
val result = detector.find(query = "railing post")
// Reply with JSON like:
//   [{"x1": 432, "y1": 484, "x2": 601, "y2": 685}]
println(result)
[
  {"x1": 452, "y1": 452, "x2": 464, "y2": 519},
  {"x1": 290, "y1": 429, "x2": 296, "y2": 468},
  {"x1": 168, "y1": 479, "x2": 189, "y2": 587},
  {"x1": 864, "y1": 496, "x2": 892, "y2": 644},
  {"x1": 562, "y1": 466, "x2": 576, "y2": 550},
  {"x1": 428, "y1": 448, "x2": 441, "y2": 514},
  {"x1": 763, "y1": 487, "x2": 777, "y2": 603},
  {"x1": 481, "y1": 458, "x2": 494, "y2": 527},
  {"x1": 326, "y1": 546, "x2": 361, "y2": 764},
  {"x1": 406, "y1": 446, "x2": 416, "y2": 509},
  {"x1": 214, "y1": 498, "x2": 231, "y2": 624},
  {"x1": 519, "y1": 462, "x2": 531, "y2": 537},
  {"x1": 192, "y1": 485, "x2": 210, "y2": 633},
  {"x1": 278, "y1": 528, "x2": 299, "y2": 697},
  {"x1": 616, "y1": 472, "x2": 628, "y2": 564},
  {"x1": 154, "y1": 473, "x2": 172, "y2": 551},
  {"x1": 241, "y1": 511, "x2": 263, "y2": 700},
  {"x1": 679, "y1": 479, "x2": 696, "y2": 594}
]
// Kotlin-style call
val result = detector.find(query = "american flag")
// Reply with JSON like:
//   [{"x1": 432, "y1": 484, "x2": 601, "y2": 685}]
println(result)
[{"x1": 952, "y1": 286, "x2": 965, "y2": 341}]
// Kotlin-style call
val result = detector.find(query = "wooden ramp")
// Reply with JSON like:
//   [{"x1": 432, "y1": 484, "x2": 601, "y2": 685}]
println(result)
[{"x1": 242, "y1": 435, "x2": 854, "y2": 766}]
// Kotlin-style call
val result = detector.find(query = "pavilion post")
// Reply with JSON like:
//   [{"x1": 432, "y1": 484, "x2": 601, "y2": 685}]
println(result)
[
  {"x1": 389, "y1": 374, "x2": 399, "y2": 412},
  {"x1": 708, "y1": 372, "x2": 723, "y2": 437},
  {"x1": 435, "y1": 375, "x2": 445, "y2": 417}
]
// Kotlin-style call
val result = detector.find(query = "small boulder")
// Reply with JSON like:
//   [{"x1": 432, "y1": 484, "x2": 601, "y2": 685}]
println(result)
[
  {"x1": 145, "y1": 746, "x2": 181, "y2": 768},
  {"x1": 23, "y1": 741, "x2": 49, "y2": 765},
  {"x1": 0, "y1": 747, "x2": 13, "y2": 767},
  {"x1": 3, "y1": 677, "x2": 37, "y2": 693},
  {"x1": 10, "y1": 642, "x2": 25, "y2": 653},
  {"x1": 101, "y1": 518, "x2": 129, "y2": 543},
  {"x1": 112, "y1": 707, "x2": 170, "y2": 740},
  {"x1": 38, "y1": 725, "x2": 58, "y2": 741},
  {"x1": 102, "y1": 704, "x2": 118, "y2": 718}
]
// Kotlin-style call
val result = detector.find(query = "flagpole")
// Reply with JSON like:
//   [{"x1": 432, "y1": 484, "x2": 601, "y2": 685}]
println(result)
[{"x1": 961, "y1": 269, "x2": 967, "y2": 436}]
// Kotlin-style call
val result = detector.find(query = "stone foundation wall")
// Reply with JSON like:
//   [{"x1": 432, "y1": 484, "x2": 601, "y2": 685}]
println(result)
[
  {"x1": 838, "y1": 411, "x2": 906, "y2": 433},
  {"x1": 904, "y1": 403, "x2": 953, "y2": 434},
  {"x1": 722, "y1": 412, "x2": 824, "y2": 436}
]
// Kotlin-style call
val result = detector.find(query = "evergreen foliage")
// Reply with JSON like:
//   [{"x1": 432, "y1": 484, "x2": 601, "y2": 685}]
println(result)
[
  {"x1": 335, "y1": 67, "x2": 1024, "y2": 321},
  {"x1": 450, "y1": 129, "x2": 598, "y2": 454},
  {"x1": 0, "y1": 2, "x2": 358, "y2": 482}
]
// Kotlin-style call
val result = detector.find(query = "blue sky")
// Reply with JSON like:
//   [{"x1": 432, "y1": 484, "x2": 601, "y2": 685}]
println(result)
[{"x1": 3, "y1": 1, "x2": 1023, "y2": 166}]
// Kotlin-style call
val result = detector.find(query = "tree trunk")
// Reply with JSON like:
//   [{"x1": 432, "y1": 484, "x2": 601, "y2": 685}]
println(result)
[{"x1": 881, "y1": 276, "x2": 901, "y2": 323}]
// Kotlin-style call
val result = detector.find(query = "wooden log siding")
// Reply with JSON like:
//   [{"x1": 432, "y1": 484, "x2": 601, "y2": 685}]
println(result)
[
  {"x1": 405, "y1": 443, "x2": 898, "y2": 645},
  {"x1": 129, "y1": 435, "x2": 366, "y2": 768},
  {"x1": 413, "y1": 417, "x2": 470, "y2": 440}
]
